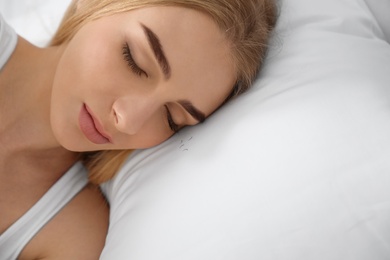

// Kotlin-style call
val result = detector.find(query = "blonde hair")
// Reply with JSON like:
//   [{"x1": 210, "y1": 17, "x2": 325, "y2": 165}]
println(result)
[{"x1": 52, "y1": 0, "x2": 277, "y2": 184}]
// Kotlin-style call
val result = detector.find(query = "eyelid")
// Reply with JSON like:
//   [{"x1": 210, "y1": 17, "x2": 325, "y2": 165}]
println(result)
[
  {"x1": 164, "y1": 105, "x2": 180, "y2": 133},
  {"x1": 122, "y1": 43, "x2": 148, "y2": 78}
]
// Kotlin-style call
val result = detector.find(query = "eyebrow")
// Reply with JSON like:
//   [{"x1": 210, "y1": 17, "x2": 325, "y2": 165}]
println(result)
[
  {"x1": 178, "y1": 100, "x2": 206, "y2": 123},
  {"x1": 140, "y1": 23, "x2": 171, "y2": 79}
]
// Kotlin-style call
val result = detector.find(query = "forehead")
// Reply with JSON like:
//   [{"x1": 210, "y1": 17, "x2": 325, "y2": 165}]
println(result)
[{"x1": 127, "y1": 6, "x2": 236, "y2": 114}]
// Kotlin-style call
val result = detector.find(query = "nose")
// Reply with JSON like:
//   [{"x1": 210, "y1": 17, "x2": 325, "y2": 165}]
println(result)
[{"x1": 112, "y1": 95, "x2": 160, "y2": 135}]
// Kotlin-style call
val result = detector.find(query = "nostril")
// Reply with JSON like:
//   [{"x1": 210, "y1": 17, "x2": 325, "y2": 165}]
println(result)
[
  {"x1": 114, "y1": 111, "x2": 118, "y2": 124},
  {"x1": 113, "y1": 109, "x2": 120, "y2": 125}
]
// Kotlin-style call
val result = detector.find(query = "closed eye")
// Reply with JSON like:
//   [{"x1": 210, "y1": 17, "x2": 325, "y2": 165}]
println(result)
[
  {"x1": 122, "y1": 43, "x2": 148, "y2": 77},
  {"x1": 164, "y1": 105, "x2": 180, "y2": 133}
]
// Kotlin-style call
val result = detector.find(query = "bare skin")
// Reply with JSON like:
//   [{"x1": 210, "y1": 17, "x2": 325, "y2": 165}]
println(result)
[
  {"x1": 0, "y1": 37, "x2": 109, "y2": 260},
  {"x1": 0, "y1": 6, "x2": 234, "y2": 259}
]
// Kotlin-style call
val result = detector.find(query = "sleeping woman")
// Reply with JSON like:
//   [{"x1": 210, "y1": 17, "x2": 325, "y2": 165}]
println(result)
[{"x1": 0, "y1": 0, "x2": 276, "y2": 259}]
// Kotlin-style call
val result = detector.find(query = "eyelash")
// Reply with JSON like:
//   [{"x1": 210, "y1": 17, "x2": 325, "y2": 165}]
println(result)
[
  {"x1": 165, "y1": 105, "x2": 180, "y2": 133},
  {"x1": 122, "y1": 43, "x2": 148, "y2": 77}
]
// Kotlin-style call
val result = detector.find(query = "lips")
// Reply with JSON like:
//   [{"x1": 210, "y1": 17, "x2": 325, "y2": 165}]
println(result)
[{"x1": 79, "y1": 104, "x2": 111, "y2": 144}]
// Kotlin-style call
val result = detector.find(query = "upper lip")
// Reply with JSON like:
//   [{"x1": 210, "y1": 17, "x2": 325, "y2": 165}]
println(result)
[{"x1": 84, "y1": 104, "x2": 113, "y2": 143}]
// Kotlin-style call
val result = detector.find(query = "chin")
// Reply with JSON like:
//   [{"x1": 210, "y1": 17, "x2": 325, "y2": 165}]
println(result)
[
  {"x1": 51, "y1": 128, "x2": 86, "y2": 152},
  {"x1": 59, "y1": 139, "x2": 106, "y2": 152}
]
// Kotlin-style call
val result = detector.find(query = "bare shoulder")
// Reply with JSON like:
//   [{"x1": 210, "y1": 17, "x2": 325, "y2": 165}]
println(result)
[{"x1": 19, "y1": 184, "x2": 109, "y2": 260}]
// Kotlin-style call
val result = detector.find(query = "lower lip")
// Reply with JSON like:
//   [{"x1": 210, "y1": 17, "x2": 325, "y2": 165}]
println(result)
[{"x1": 79, "y1": 104, "x2": 110, "y2": 144}]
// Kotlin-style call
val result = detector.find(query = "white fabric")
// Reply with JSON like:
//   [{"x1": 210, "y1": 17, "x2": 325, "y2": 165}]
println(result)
[
  {"x1": 0, "y1": 0, "x2": 71, "y2": 47},
  {"x1": 363, "y1": 0, "x2": 390, "y2": 42},
  {"x1": 0, "y1": 13, "x2": 17, "y2": 69},
  {"x1": 0, "y1": 162, "x2": 88, "y2": 260},
  {"x1": 1, "y1": 0, "x2": 389, "y2": 259}
]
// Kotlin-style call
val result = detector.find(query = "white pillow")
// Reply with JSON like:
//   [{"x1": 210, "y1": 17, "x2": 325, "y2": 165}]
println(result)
[
  {"x1": 0, "y1": 0, "x2": 71, "y2": 47},
  {"x1": 101, "y1": 0, "x2": 390, "y2": 259}
]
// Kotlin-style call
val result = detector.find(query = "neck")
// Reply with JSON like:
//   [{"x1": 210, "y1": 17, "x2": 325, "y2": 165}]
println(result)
[{"x1": 0, "y1": 36, "x2": 71, "y2": 158}]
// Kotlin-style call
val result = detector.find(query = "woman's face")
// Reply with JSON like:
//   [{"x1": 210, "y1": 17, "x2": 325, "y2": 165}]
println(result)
[{"x1": 51, "y1": 6, "x2": 235, "y2": 151}]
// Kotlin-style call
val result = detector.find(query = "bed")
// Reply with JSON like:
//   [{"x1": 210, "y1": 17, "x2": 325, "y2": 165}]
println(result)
[{"x1": 1, "y1": 0, "x2": 389, "y2": 259}]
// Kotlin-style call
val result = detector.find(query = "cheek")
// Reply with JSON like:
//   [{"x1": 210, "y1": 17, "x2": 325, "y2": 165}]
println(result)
[
  {"x1": 50, "y1": 50, "x2": 83, "y2": 131},
  {"x1": 124, "y1": 123, "x2": 174, "y2": 149},
  {"x1": 51, "y1": 35, "x2": 125, "y2": 110},
  {"x1": 49, "y1": 40, "x2": 104, "y2": 150},
  {"x1": 56, "y1": 24, "x2": 121, "y2": 84},
  {"x1": 51, "y1": 42, "x2": 90, "y2": 101}
]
